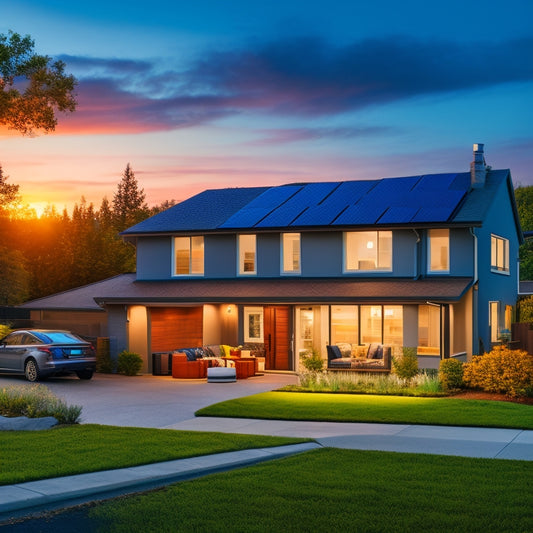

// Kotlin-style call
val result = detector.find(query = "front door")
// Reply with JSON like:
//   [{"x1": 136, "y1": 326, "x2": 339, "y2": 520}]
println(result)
[{"x1": 264, "y1": 306, "x2": 291, "y2": 370}]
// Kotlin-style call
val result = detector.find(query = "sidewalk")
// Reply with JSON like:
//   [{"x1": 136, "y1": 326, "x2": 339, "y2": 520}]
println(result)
[{"x1": 1, "y1": 418, "x2": 532, "y2": 521}]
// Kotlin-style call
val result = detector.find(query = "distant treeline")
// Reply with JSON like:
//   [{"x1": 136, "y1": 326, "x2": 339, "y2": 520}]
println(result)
[{"x1": 0, "y1": 163, "x2": 174, "y2": 305}]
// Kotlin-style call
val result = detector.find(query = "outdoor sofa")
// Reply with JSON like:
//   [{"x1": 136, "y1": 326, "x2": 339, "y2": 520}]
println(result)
[
  {"x1": 171, "y1": 345, "x2": 258, "y2": 379},
  {"x1": 327, "y1": 343, "x2": 391, "y2": 371}
]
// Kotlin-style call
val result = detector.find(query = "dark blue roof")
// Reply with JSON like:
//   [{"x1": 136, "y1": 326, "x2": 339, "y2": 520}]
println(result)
[
  {"x1": 122, "y1": 170, "x2": 511, "y2": 235},
  {"x1": 122, "y1": 187, "x2": 269, "y2": 234}
]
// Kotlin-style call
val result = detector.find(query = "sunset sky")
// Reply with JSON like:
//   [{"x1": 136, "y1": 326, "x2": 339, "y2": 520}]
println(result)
[{"x1": 2, "y1": 0, "x2": 532, "y2": 216}]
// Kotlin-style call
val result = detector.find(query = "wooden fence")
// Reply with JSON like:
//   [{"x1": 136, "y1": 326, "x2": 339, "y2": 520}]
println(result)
[{"x1": 511, "y1": 322, "x2": 533, "y2": 354}]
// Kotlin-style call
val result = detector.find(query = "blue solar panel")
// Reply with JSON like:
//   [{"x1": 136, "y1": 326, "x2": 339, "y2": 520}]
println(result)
[
  {"x1": 220, "y1": 185, "x2": 302, "y2": 228},
  {"x1": 415, "y1": 173, "x2": 458, "y2": 191},
  {"x1": 257, "y1": 182, "x2": 339, "y2": 228},
  {"x1": 378, "y1": 206, "x2": 420, "y2": 224},
  {"x1": 449, "y1": 173, "x2": 471, "y2": 190},
  {"x1": 411, "y1": 206, "x2": 457, "y2": 223},
  {"x1": 295, "y1": 180, "x2": 376, "y2": 226},
  {"x1": 367, "y1": 176, "x2": 420, "y2": 197},
  {"x1": 334, "y1": 202, "x2": 388, "y2": 225},
  {"x1": 217, "y1": 173, "x2": 471, "y2": 230}
]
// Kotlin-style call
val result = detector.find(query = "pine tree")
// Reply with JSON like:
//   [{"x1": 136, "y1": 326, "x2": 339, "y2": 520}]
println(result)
[{"x1": 112, "y1": 163, "x2": 149, "y2": 231}]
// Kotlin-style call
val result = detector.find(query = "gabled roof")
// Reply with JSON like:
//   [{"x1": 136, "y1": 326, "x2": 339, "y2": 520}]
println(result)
[{"x1": 121, "y1": 169, "x2": 516, "y2": 236}]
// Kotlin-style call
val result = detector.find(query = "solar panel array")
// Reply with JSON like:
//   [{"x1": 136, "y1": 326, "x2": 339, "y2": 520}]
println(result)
[{"x1": 219, "y1": 173, "x2": 470, "y2": 229}]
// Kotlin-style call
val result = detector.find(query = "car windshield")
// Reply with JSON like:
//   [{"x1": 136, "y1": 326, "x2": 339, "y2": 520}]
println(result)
[{"x1": 37, "y1": 331, "x2": 85, "y2": 344}]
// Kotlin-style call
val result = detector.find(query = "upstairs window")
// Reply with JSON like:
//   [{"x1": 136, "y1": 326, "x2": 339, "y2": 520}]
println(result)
[
  {"x1": 344, "y1": 231, "x2": 392, "y2": 272},
  {"x1": 238, "y1": 234, "x2": 256, "y2": 275},
  {"x1": 282, "y1": 233, "x2": 301, "y2": 274},
  {"x1": 491, "y1": 234, "x2": 509, "y2": 273},
  {"x1": 174, "y1": 236, "x2": 204, "y2": 276},
  {"x1": 428, "y1": 229, "x2": 449, "y2": 272}
]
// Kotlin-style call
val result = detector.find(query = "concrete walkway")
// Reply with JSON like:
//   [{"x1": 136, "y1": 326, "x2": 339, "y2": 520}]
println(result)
[
  {"x1": 1, "y1": 417, "x2": 532, "y2": 521},
  {"x1": 168, "y1": 416, "x2": 533, "y2": 460}
]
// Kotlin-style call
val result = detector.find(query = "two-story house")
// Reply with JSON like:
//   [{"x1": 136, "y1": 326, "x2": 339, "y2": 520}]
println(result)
[{"x1": 21, "y1": 145, "x2": 523, "y2": 373}]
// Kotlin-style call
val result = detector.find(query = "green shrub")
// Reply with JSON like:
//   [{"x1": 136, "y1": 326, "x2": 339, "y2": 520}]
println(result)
[
  {"x1": 0, "y1": 384, "x2": 82, "y2": 424},
  {"x1": 117, "y1": 350, "x2": 143, "y2": 376},
  {"x1": 299, "y1": 347, "x2": 324, "y2": 374},
  {"x1": 463, "y1": 346, "x2": 533, "y2": 398},
  {"x1": 439, "y1": 358, "x2": 464, "y2": 390},
  {"x1": 392, "y1": 347, "x2": 418, "y2": 382},
  {"x1": 518, "y1": 295, "x2": 533, "y2": 323}
]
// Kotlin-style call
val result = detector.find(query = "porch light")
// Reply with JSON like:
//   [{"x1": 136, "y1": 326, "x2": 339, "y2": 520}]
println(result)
[
  {"x1": 227, "y1": 306, "x2": 232, "y2": 314},
  {"x1": 367, "y1": 241, "x2": 374, "y2": 249}
]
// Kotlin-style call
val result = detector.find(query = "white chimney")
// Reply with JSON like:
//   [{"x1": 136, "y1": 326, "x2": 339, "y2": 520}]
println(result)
[{"x1": 470, "y1": 143, "x2": 486, "y2": 188}]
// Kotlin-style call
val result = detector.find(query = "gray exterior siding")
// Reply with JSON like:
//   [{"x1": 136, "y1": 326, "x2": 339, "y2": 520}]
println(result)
[
  {"x1": 137, "y1": 229, "x2": 469, "y2": 280},
  {"x1": 475, "y1": 179, "x2": 520, "y2": 349},
  {"x1": 205, "y1": 234, "x2": 236, "y2": 278},
  {"x1": 136, "y1": 237, "x2": 172, "y2": 279}
]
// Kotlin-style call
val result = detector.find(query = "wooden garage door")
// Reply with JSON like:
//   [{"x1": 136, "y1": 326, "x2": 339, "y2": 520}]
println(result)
[{"x1": 150, "y1": 307, "x2": 203, "y2": 352}]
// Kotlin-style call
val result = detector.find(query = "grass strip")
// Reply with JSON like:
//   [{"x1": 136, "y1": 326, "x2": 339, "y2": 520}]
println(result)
[
  {"x1": 90, "y1": 448, "x2": 533, "y2": 533},
  {"x1": 196, "y1": 391, "x2": 533, "y2": 429},
  {"x1": 0, "y1": 424, "x2": 308, "y2": 486}
]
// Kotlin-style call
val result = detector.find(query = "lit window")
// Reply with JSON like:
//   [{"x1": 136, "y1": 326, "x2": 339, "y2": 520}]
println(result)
[
  {"x1": 490, "y1": 301, "x2": 499, "y2": 343},
  {"x1": 345, "y1": 231, "x2": 392, "y2": 271},
  {"x1": 428, "y1": 229, "x2": 449, "y2": 272},
  {"x1": 244, "y1": 307, "x2": 263, "y2": 342},
  {"x1": 330, "y1": 305, "x2": 358, "y2": 345},
  {"x1": 238, "y1": 234, "x2": 256, "y2": 275},
  {"x1": 383, "y1": 306, "x2": 403, "y2": 346},
  {"x1": 360, "y1": 305, "x2": 382, "y2": 344},
  {"x1": 282, "y1": 233, "x2": 301, "y2": 274},
  {"x1": 418, "y1": 304, "x2": 440, "y2": 355},
  {"x1": 491, "y1": 234, "x2": 509, "y2": 273},
  {"x1": 174, "y1": 236, "x2": 204, "y2": 276}
]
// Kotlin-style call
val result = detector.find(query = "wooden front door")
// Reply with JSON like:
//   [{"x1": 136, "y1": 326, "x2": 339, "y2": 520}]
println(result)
[{"x1": 264, "y1": 306, "x2": 291, "y2": 370}]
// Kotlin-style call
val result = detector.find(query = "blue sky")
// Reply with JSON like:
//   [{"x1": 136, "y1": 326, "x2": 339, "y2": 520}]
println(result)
[{"x1": 2, "y1": 0, "x2": 532, "y2": 214}]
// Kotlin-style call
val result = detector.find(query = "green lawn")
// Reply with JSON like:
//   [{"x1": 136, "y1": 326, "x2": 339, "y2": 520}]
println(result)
[
  {"x1": 196, "y1": 391, "x2": 533, "y2": 429},
  {"x1": 0, "y1": 425, "x2": 308, "y2": 485},
  {"x1": 88, "y1": 448, "x2": 532, "y2": 532}
]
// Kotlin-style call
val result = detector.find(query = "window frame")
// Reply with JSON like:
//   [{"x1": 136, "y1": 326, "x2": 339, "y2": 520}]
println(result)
[
  {"x1": 244, "y1": 307, "x2": 264, "y2": 343},
  {"x1": 491, "y1": 234, "x2": 509, "y2": 274},
  {"x1": 489, "y1": 301, "x2": 500, "y2": 343},
  {"x1": 238, "y1": 234, "x2": 257, "y2": 276},
  {"x1": 173, "y1": 236, "x2": 204, "y2": 276},
  {"x1": 344, "y1": 231, "x2": 393, "y2": 273},
  {"x1": 281, "y1": 232, "x2": 301, "y2": 275},
  {"x1": 428, "y1": 228, "x2": 449, "y2": 273}
]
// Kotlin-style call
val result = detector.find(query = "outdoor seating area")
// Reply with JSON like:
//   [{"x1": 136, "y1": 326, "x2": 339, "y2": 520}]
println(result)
[
  {"x1": 327, "y1": 343, "x2": 392, "y2": 371},
  {"x1": 162, "y1": 345, "x2": 261, "y2": 380}
]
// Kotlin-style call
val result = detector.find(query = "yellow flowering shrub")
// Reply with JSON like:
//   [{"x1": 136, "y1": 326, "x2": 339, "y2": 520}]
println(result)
[{"x1": 463, "y1": 346, "x2": 533, "y2": 397}]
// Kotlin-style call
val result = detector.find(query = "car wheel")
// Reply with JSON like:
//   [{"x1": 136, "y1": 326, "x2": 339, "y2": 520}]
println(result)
[
  {"x1": 76, "y1": 370, "x2": 93, "y2": 380},
  {"x1": 24, "y1": 359, "x2": 40, "y2": 382}
]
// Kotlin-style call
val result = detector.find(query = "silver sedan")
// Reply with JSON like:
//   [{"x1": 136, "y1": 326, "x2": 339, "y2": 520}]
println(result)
[{"x1": 0, "y1": 329, "x2": 96, "y2": 382}]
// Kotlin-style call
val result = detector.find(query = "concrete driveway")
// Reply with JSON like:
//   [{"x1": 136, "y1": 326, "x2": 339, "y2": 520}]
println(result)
[{"x1": 0, "y1": 372, "x2": 298, "y2": 428}]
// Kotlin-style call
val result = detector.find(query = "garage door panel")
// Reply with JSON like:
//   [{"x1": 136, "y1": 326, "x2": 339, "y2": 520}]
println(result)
[{"x1": 151, "y1": 307, "x2": 203, "y2": 352}]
